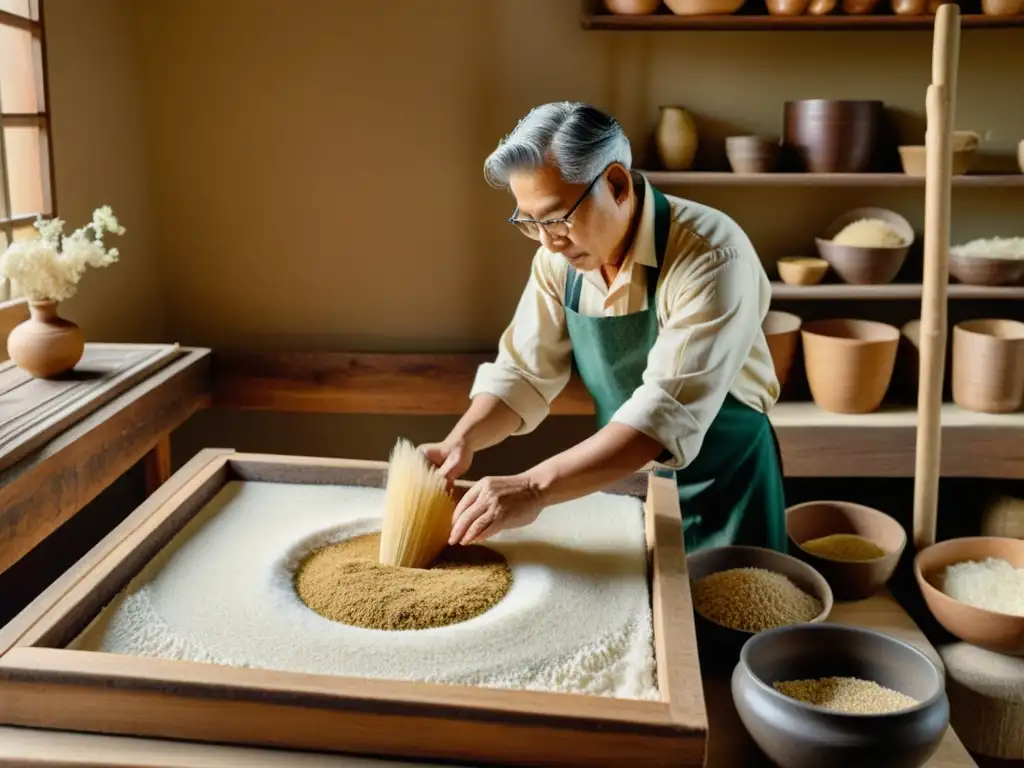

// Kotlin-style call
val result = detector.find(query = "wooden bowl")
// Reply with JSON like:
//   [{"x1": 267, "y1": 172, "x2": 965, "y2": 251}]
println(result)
[
  {"x1": 952, "y1": 319, "x2": 1024, "y2": 414},
  {"x1": 733, "y1": 624, "x2": 949, "y2": 768},
  {"x1": 726, "y1": 136, "x2": 780, "y2": 174},
  {"x1": 783, "y1": 100, "x2": 884, "y2": 174},
  {"x1": 777, "y1": 256, "x2": 828, "y2": 286},
  {"x1": 948, "y1": 244, "x2": 1024, "y2": 286},
  {"x1": 603, "y1": 0, "x2": 663, "y2": 13},
  {"x1": 665, "y1": 0, "x2": 744, "y2": 12},
  {"x1": 786, "y1": 501, "x2": 906, "y2": 601},
  {"x1": 915, "y1": 536, "x2": 1024, "y2": 656},
  {"x1": 763, "y1": 310, "x2": 802, "y2": 390},
  {"x1": 800, "y1": 319, "x2": 900, "y2": 414},
  {"x1": 815, "y1": 207, "x2": 914, "y2": 285},
  {"x1": 687, "y1": 545, "x2": 832, "y2": 666},
  {"x1": 898, "y1": 145, "x2": 976, "y2": 176}
]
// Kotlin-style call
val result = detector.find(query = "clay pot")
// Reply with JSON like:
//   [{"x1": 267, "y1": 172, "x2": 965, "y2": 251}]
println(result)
[
  {"x1": 952, "y1": 319, "x2": 1024, "y2": 414},
  {"x1": 787, "y1": 500, "x2": 906, "y2": 601},
  {"x1": 814, "y1": 207, "x2": 913, "y2": 285},
  {"x1": 763, "y1": 311, "x2": 802, "y2": 390},
  {"x1": 777, "y1": 256, "x2": 829, "y2": 286},
  {"x1": 766, "y1": 0, "x2": 810, "y2": 13},
  {"x1": 807, "y1": 0, "x2": 837, "y2": 13},
  {"x1": 801, "y1": 319, "x2": 900, "y2": 414},
  {"x1": 655, "y1": 106, "x2": 698, "y2": 171},
  {"x1": 842, "y1": 0, "x2": 880, "y2": 12},
  {"x1": 915, "y1": 536, "x2": 1024, "y2": 656},
  {"x1": 725, "y1": 136, "x2": 779, "y2": 174},
  {"x1": 603, "y1": 0, "x2": 663, "y2": 12},
  {"x1": 948, "y1": 251, "x2": 1024, "y2": 287},
  {"x1": 734, "y1": 624, "x2": 949, "y2": 768},
  {"x1": 783, "y1": 100, "x2": 884, "y2": 174},
  {"x1": 981, "y1": 0, "x2": 1022, "y2": 14},
  {"x1": 898, "y1": 144, "x2": 977, "y2": 176},
  {"x1": 6, "y1": 300, "x2": 85, "y2": 379}
]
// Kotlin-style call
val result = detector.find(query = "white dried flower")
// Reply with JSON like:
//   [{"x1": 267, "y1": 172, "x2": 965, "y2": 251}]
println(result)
[{"x1": 0, "y1": 206, "x2": 126, "y2": 302}]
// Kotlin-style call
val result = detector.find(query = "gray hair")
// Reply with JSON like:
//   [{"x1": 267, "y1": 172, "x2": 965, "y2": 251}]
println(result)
[{"x1": 483, "y1": 102, "x2": 632, "y2": 189}]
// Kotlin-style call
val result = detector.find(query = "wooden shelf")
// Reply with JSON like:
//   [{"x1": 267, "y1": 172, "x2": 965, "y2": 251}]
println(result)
[
  {"x1": 643, "y1": 171, "x2": 1024, "y2": 187},
  {"x1": 771, "y1": 282, "x2": 1024, "y2": 300},
  {"x1": 582, "y1": 11, "x2": 1024, "y2": 31},
  {"x1": 212, "y1": 351, "x2": 1024, "y2": 479}
]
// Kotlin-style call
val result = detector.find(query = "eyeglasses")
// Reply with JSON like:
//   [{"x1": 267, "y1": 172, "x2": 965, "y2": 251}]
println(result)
[{"x1": 508, "y1": 172, "x2": 604, "y2": 241}]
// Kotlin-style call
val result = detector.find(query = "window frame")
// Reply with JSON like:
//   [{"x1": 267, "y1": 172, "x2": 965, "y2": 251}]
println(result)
[{"x1": 0, "y1": 0, "x2": 56, "y2": 302}]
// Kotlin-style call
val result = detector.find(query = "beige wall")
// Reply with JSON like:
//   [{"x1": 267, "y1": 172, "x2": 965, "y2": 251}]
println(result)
[
  {"x1": 43, "y1": 0, "x2": 163, "y2": 343},
  {"x1": 40, "y1": 0, "x2": 1024, "y2": 470}
]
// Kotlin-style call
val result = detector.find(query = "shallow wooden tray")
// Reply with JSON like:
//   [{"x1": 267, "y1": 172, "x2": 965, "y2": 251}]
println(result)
[{"x1": 0, "y1": 449, "x2": 707, "y2": 767}]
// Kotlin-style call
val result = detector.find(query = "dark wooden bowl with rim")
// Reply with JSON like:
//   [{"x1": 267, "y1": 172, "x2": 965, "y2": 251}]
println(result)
[{"x1": 783, "y1": 99, "x2": 884, "y2": 174}]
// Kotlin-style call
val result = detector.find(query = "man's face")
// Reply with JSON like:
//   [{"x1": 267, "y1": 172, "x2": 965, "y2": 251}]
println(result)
[{"x1": 507, "y1": 163, "x2": 632, "y2": 273}]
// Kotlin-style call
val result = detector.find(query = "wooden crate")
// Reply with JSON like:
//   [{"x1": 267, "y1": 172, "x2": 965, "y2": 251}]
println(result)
[{"x1": 0, "y1": 449, "x2": 708, "y2": 767}]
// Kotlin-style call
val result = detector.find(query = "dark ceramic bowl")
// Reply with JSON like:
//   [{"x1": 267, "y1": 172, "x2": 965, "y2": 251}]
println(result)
[
  {"x1": 815, "y1": 207, "x2": 914, "y2": 285},
  {"x1": 783, "y1": 99, "x2": 884, "y2": 174},
  {"x1": 948, "y1": 250, "x2": 1024, "y2": 286},
  {"x1": 787, "y1": 501, "x2": 907, "y2": 601},
  {"x1": 687, "y1": 545, "x2": 833, "y2": 666},
  {"x1": 733, "y1": 623, "x2": 949, "y2": 768}
]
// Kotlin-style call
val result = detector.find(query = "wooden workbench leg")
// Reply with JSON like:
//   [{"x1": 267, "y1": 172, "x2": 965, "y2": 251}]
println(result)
[{"x1": 143, "y1": 436, "x2": 172, "y2": 495}]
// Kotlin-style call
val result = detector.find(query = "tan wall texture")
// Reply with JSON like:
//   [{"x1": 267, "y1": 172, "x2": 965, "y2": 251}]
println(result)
[{"x1": 41, "y1": 0, "x2": 1024, "y2": 472}]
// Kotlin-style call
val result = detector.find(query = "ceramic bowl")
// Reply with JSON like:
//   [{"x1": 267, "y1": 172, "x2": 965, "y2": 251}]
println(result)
[
  {"x1": 665, "y1": 0, "x2": 744, "y2": 12},
  {"x1": 815, "y1": 207, "x2": 914, "y2": 285},
  {"x1": 783, "y1": 100, "x2": 884, "y2": 174},
  {"x1": 777, "y1": 257, "x2": 829, "y2": 286},
  {"x1": 951, "y1": 319, "x2": 1024, "y2": 414},
  {"x1": 800, "y1": 318, "x2": 900, "y2": 414},
  {"x1": 603, "y1": 0, "x2": 663, "y2": 13},
  {"x1": 733, "y1": 624, "x2": 949, "y2": 768},
  {"x1": 763, "y1": 310, "x2": 802, "y2": 390},
  {"x1": 897, "y1": 145, "x2": 976, "y2": 176},
  {"x1": 687, "y1": 545, "x2": 833, "y2": 666},
  {"x1": 915, "y1": 536, "x2": 1024, "y2": 656},
  {"x1": 787, "y1": 501, "x2": 907, "y2": 601},
  {"x1": 726, "y1": 136, "x2": 780, "y2": 174},
  {"x1": 948, "y1": 247, "x2": 1024, "y2": 287}
]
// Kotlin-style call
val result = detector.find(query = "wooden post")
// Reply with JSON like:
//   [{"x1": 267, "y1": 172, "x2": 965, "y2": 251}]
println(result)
[{"x1": 913, "y1": 3, "x2": 960, "y2": 551}]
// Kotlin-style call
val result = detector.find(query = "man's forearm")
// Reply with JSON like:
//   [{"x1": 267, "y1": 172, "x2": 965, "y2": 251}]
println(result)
[
  {"x1": 524, "y1": 422, "x2": 665, "y2": 506},
  {"x1": 446, "y1": 394, "x2": 523, "y2": 452}
]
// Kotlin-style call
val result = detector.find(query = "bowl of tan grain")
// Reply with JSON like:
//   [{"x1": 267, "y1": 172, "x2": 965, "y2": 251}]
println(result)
[
  {"x1": 687, "y1": 545, "x2": 833, "y2": 665},
  {"x1": 733, "y1": 623, "x2": 949, "y2": 768},
  {"x1": 787, "y1": 501, "x2": 906, "y2": 601},
  {"x1": 815, "y1": 207, "x2": 914, "y2": 285}
]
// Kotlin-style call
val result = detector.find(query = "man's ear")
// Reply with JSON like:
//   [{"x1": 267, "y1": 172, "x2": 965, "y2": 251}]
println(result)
[{"x1": 605, "y1": 163, "x2": 633, "y2": 206}]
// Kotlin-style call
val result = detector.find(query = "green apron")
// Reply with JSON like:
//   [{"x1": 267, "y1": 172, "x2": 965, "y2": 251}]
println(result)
[{"x1": 563, "y1": 186, "x2": 787, "y2": 553}]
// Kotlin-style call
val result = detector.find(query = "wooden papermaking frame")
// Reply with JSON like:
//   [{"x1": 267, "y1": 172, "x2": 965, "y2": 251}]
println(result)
[{"x1": 0, "y1": 448, "x2": 708, "y2": 767}]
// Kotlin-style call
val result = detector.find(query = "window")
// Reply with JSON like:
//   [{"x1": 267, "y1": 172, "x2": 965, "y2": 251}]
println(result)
[{"x1": 0, "y1": 0, "x2": 54, "y2": 302}]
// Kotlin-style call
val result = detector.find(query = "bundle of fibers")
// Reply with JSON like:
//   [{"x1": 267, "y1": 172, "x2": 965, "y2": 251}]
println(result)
[{"x1": 378, "y1": 438, "x2": 456, "y2": 569}]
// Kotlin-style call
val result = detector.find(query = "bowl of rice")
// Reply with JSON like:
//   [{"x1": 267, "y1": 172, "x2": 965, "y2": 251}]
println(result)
[
  {"x1": 733, "y1": 623, "x2": 949, "y2": 768},
  {"x1": 914, "y1": 536, "x2": 1024, "y2": 656},
  {"x1": 815, "y1": 207, "x2": 914, "y2": 285},
  {"x1": 687, "y1": 545, "x2": 833, "y2": 664},
  {"x1": 787, "y1": 501, "x2": 907, "y2": 601},
  {"x1": 948, "y1": 237, "x2": 1024, "y2": 286}
]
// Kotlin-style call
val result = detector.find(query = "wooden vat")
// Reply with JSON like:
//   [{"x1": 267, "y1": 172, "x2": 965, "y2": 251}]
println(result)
[{"x1": 0, "y1": 449, "x2": 708, "y2": 767}]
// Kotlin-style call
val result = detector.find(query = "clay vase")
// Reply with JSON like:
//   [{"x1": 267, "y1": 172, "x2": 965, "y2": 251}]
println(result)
[
  {"x1": 800, "y1": 319, "x2": 899, "y2": 414},
  {"x1": 655, "y1": 106, "x2": 698, "y2": 171},
  {"x1": 783, "y1": 99, "x2": 884, "y2": 174},
  {"x1": 952, "y1": 319, "x2": 1024, "y2": 414},
  {"x1": 763, "y1": 311, "x2": 802, "y2": 391},
  {"x1": 6, "y1": 300, "x2": 85, "y2": 379}
]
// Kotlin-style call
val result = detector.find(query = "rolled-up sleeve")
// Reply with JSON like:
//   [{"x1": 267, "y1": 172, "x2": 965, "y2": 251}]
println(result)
[
  {"x1": 470, "y1": 249, "x2": 573, "y2": 435},
  {"x1": 610, "y1": 246, "x2": 762, "y2": 469}
]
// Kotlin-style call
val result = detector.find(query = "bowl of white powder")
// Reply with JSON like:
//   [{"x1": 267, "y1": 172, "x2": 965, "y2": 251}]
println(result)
[
  {"x1": 948, "y1": 237, "x2": 1024, "y2": 286},
  {"x1": 914, "y1": 536, "x2": 1024, "y2": 656}
]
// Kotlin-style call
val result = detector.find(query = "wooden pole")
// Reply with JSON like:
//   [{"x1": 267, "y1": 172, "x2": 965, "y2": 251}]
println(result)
[{"x1": 913, "y1": 3, "x2": 960, "y2": 551}]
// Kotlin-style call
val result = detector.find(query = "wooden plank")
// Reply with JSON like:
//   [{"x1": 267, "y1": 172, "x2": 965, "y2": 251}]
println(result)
[
  {"x1": 771, "y1": 283, "x2": 1024, "y2": 301},
  {"x1": 702, "y1": 590, "x2": 975, "y2": 768},
  {"x1": 645, "y1": 472, "x2": 707, "y2": 736},
  {"x1": 644, "y1": 171, "x2": 1024, "y2": 188},
  {"x1": 0, "y1": 348, "x2": 212, "y2": 576},
  {"x1": 143, "y1": 436, "x2": 172, "y2": 494},
  {"x1": 0, "y1": 448, "x2": 234, "y2": 656},
  {"x1": 0, "y1": 343, "x2": 184, "y2": 473}
]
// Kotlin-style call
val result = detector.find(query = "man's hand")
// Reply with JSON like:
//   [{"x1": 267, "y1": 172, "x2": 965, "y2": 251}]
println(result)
[
  {"x1": 418, "y1": 439, "x2": 474, "y2": 488},
  {"x1": 449, "y1": 475, "x2": 545, "y2": 545}
]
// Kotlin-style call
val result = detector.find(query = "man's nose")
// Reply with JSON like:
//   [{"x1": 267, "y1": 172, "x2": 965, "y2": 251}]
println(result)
[{"x1": 539, "y1": 227, "x2": 569, "y2": 253}]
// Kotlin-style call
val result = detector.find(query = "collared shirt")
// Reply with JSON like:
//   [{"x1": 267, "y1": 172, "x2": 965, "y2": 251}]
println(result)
[{"x1": 470, "y1": 175, "x2": 780, "y2": 470}]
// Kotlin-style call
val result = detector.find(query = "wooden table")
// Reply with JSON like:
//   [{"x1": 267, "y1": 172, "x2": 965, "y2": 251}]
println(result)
[
  {"x1": 0, "y1": 341, "x2": 211, "y2": 576},
  {"x1": 0, "y1": 591, "x2": 977, "y2": 767}
]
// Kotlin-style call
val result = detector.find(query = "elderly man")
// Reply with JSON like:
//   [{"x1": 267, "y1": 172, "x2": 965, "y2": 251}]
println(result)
[{"x1": 420, "y1": 101, "x2": 786, "y2": 554}]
